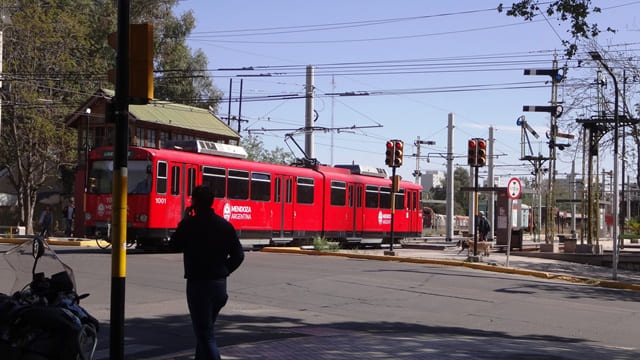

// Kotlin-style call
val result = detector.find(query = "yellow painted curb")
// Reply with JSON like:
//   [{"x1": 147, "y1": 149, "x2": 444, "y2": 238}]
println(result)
[
  {"x1": 0, "y1": 238, "x2": 97, "y2": 247},
  {"x1": 260, "y1": 247, "x2": 640, "y2": 292}
]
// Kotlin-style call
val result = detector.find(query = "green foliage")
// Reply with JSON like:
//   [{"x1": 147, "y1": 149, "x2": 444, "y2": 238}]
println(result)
[
  {"x1": 625, "y1": 218, "x2": 640, "y2": 236},
  {"x1": 313, "y1": 236, "x2": 340, "y2": 252},
  {"x1": 241, "y1": 134, "x2": 295, "y2": 165},
  {"x1": 498, "y1": 0, "x2": 612, "y2": 58},
  {"x1": 0, "y1": 0, "x2": 222, "y2": 233},
  {"x1": 429, "y1": 167, "x2": 470, "y2": 215}
]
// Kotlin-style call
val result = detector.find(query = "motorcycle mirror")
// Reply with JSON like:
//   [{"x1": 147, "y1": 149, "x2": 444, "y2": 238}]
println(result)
[{"x1": 32, "y1": 236, "x2": 45, "y2": 260}]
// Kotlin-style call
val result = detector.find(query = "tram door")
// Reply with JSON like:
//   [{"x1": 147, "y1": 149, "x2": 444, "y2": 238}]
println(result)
[
  {"x1": 274, "y1": 175, "x2": 294, "y2": 237},
  {"x1": 352, "y1": 184, "x2": 364, "y2": 236},
  {"x1": 184, "y1": 164, "x2": 197, "y2": 208},
  {"x1": 175, "y1": 163, "x2": 198, "y2": 216},
  {"x1": 407, "y1": 190, "x2": 417, "y2": 233}
]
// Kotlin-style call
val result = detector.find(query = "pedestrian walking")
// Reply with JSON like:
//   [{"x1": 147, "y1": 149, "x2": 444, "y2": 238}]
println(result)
[
  {"x1": 170, "y1": 185, "x2": 244, "y2": 360},
  {"x1": 38, "y1": 205, "x2": 53, "y2": 238},
  {"x1": 63, "y1": 198, "x2": 75, "y2": 236},
  {"x1": 477, "y1": 211, "x2": 491, "y2": 242}
]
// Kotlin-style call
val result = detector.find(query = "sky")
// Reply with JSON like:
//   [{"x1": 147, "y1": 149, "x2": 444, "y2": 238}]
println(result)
[{"x1": 174, "y1": 1, "x2": 640, "y2": 186}]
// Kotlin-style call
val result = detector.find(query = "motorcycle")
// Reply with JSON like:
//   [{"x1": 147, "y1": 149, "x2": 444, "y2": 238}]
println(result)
[{"x1": 0, "y1": 236, "x2": 99, "y2": 359}]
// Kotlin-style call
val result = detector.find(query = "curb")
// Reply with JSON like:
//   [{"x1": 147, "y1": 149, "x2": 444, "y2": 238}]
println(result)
[
  {"x1": 0, "y1": 238, "x2": 98, "y2": 247},
  {"x1": 260, "y1": 247, "x2": 640, "y2": 292}
]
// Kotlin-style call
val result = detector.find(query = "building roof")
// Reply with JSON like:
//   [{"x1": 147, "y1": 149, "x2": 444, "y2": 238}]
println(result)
[
  {"x1": 65, "y1": 89, "x2": 239, "y2": 140},
  {"x1": 129, "y1": 101, "x2": 238, "y2": 138}
]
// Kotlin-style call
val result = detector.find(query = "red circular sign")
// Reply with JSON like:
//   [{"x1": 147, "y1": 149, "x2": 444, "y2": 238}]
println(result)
[{"x1": 507, "y1": 177, "x2": 522, "y2": 200}]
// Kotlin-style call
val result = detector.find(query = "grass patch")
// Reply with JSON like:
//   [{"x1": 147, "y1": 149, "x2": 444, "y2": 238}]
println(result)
[{"x1": 313, "y1": 236, "x2": 340, "y2": 252}]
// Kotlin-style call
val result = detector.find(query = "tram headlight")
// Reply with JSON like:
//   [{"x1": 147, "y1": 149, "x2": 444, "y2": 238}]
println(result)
[
  {"x1": 85, "y1": 212, "x2": 92, "y2": 221},
  {"x1": 138, "y1": 214, "x2": 148, "y2": 223}
]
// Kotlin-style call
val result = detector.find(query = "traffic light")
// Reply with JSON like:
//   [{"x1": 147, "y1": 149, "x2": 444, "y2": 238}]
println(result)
[
  {"x1": 477, "y1": 139, "x2": 487, "y2": 167},
  {"x1": 467, "y1": 139, "x2": 477, "y2": 166},
  {"x1": 393, "y1": 140, "x2": 404, "y2": 167},
  {"x1": 385, "y1": 140, "x2": 404, "y2": 168},
  {"x1": 108, "y1": 23, "x2": 154, "y2": 104},
  {"x1": 385, "y1": 140, "x2": 394, "y2": 166}
]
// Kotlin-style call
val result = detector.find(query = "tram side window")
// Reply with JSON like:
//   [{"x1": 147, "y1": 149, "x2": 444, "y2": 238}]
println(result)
[
  {"x1": 275, "y1": 177, "x2": 281, "y2": 203},
  {"x1": 187, "y1": 168, "x2": 196, "y2": 196},
  {"x1": 380, "y1": 186, "x2": 391, "y2": 209},
  {"x1": 296, "y1": 177, "x2": 314, "y2": 204},
  {"x1": 286, "y1": 178, "x2": 293, "y2": 203},
  {"x1": 396, "y1": 189, "x2": 405, "y2": 209},
  {"x1": 365, "y1": 185, "x2": 378, "y2": 208},
  {"x1": 250, "y1": 172, "x2": 271, "y2": 201},
  {"x1": 228, "y1": 169, "x2": 249, "y2": 200},
  {"x1": 156, "y1": 161, "x2": 167, "y2": 194},
  {"x1": 202, "y1": 166, "x2": 226, "y2": 198},
  {"x1": 171, "y1": 166, "x2": 181, "y2": 195},
  {"x1": 330, "y1": 180, "x2": 346, "y2": 206}
]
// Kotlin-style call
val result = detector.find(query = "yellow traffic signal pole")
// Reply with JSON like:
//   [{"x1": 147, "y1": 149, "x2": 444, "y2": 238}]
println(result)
[
  {"x1": 110, "y1": 1, "x2": 129, "y2": 359},
  {"x1": 389, "y1": 166, "x2": 397, "y2": 253}
]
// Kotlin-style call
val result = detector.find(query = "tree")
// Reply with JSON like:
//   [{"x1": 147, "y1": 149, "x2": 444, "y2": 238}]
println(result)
[
  {"x1": 0, "y1": 0, "x2": 223, "y2": 234},
  {"x1": 0, "y1": 1, "x2": 92, "y2": 234},
  {"x1": 429, "y1": 167, "x2": 471, "y2": 216},
  {"x1": 498, "y1": 0, "x2": 614, "y2": 58},
  {"x1": 240, "y1": 134, "x2": 295, "y2": 165},
  {"x1": 130, "y1": 1, "x2": 223, "y2": 109}
]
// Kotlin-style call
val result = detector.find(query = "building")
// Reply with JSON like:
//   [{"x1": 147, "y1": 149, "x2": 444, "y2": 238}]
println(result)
[
  {"x1": 63, "y1": 89, "x2": 240, "y2": 236},
  {"x1": 420, "y1": 170, "x2": 445, "y2": 193}
]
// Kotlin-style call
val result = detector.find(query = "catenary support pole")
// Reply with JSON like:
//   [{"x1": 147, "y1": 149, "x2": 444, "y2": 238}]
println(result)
[
  {"x1": 445, "y1": 113, "x2": 455, "y2": 242},
  {"x1": 305, "y1": 65, "x2": 314, "y2": 158}
]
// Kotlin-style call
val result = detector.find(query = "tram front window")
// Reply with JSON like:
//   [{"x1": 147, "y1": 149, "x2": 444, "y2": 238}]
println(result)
[{"x1": 88, "y1": 160, "x2": 151, "y2": 195}]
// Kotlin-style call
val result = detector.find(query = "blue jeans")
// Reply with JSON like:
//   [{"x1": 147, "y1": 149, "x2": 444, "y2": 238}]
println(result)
[{"x1": 186, "y1": 279, "x2": 228, "y2": 360}]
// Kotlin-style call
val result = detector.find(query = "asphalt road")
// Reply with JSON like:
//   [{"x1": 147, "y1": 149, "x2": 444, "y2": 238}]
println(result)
[{"x1": 1, "y1": 245, "x2": 640, "y2": 359}]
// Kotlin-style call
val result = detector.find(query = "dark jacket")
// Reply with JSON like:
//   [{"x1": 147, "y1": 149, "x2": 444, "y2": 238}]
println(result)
[
  {"x1": 477, "y1": 216, "x2": 490, "y2": 236},
  {"x1": 170, "y1": 208, "x2": 244, "y2": 280}
]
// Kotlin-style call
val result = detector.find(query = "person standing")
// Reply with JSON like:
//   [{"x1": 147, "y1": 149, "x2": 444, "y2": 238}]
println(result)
[
  {"x1": 63, "y1": 198, "x2": 75, "y2": 237},
  {"x1": 170, "y1": 186, "x2": 244, "y2": 360},
  {"x1": 38, "y1": 205, "x2": 53, "y2": 238}
]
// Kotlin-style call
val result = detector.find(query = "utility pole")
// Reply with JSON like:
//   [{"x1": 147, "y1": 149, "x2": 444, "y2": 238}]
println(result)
[
  {"x1": 523, "y1": 57, "x2": 564, "y2": 248},
  {"x1": 445, "y1": 113, "x2": 455, "y2": 242},
  {"x1": 488, "y1": 126, "x2": 495, "y2": 241},
  {"x1": 305, "y1": 65, "x2": 314, "y2": 158},
  {"x1": 571, "y1": 160, "x2": 577, "y2": 235},
  {"x1": 547, "y1": 55, "x2": 560, "y2": 246}
]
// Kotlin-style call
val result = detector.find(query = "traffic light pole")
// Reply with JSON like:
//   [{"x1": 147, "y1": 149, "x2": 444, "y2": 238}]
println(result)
[
  {"x1": 473, "y1": 166, "x2": 479, "y2": 257},
  {"x1": 388, "y1": 166, "x2": 397, "y2": 254},
  {"x1": 110, "y1": 1, "x2": 129, "y2": 359}
]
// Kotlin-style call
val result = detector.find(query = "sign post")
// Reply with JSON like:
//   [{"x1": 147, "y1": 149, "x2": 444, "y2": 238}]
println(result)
[{"x1": 506, "y1": 177, "x2": 522, "y2": 267}]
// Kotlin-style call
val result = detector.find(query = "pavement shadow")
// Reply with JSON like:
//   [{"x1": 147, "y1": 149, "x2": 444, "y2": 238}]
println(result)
[{"x1": 92, "y1": 313, "x2": 639, "y2": 360}]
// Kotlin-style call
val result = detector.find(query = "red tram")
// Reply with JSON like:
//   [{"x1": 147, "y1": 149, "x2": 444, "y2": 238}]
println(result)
[{"x1": 84, "y1": 140, "x2": 423, "y2": 249}]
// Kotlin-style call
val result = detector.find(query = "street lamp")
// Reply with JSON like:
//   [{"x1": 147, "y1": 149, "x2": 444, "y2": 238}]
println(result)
[{"x1": 589, "y1": 50, "x2": 620, "y2": 280}]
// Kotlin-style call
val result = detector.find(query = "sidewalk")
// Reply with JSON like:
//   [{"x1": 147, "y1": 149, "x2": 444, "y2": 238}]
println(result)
[{"x1": 263, "y1": 237, "x2": 640, "y2": 291}]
